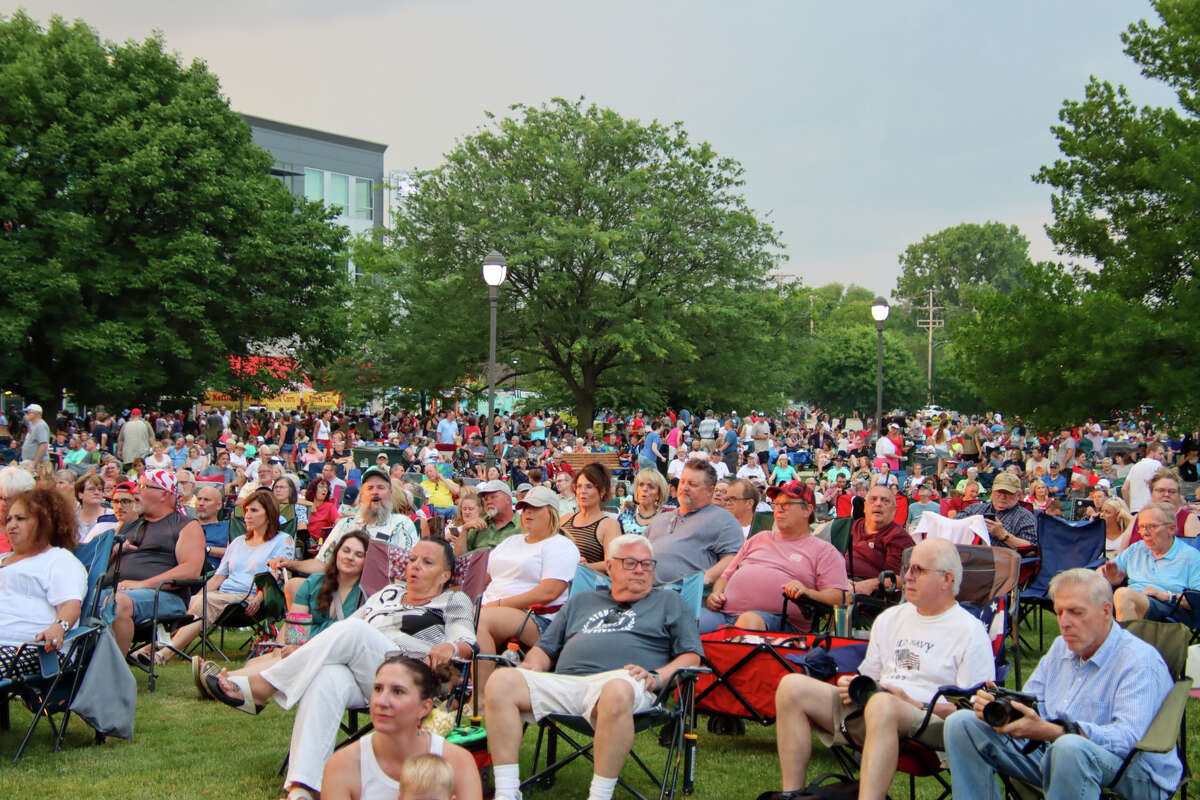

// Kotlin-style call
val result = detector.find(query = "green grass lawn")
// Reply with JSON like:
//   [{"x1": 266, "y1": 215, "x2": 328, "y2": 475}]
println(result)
[{"x1": 1, "y1": 612, "x2": 1196, "y2": 799}]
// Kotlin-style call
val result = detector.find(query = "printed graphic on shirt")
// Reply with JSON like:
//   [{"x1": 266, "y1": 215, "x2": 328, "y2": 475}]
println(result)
[{"x1": 580, "y1": 606, "x2": 636, "y2": 634}]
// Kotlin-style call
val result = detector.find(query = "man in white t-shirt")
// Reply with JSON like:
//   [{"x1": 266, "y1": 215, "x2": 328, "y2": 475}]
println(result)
[
  {"x1": 737, "y1": 456, "x2": 767, "y2": 483},
  {"x1": 769, "y1": 538, "x2": 994, "y2": 800},
  {"x1": 666, "y1": 450, "x2": 689, "y2": 480},
  {"x1": 708, "y1": 450, "x2": 731, "y2": 481},
  {"x1": 1123, "y1": 441, "x2": 1164, "y2": 513}
]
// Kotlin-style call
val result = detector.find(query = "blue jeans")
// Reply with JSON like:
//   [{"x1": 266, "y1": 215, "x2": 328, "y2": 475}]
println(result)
[
  {"x1": 943, "y1": 709, "x2": 1168, "y2": 800},
  {"x1": 99, "y1": 587, "x2": 188, "y2": 625},
  {"x1": 431, "y1": 505, "x2": 456, "y2": 521}
]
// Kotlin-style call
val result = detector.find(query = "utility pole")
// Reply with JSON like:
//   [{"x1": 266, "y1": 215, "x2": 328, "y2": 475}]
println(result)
[{"x1": 915, "y1": 289, "x2": 944, "y2": 404}]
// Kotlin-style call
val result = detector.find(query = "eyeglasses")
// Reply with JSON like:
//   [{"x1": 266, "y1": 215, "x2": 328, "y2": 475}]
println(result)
[
  {"x1": 904, "y1": 563, "x2": 946, "y2": 578},
  {"x1": 773, "y1": 501, "x2": 807, "y2": 511},
  {"x1": 112, "y1": 499, "x2": 137, "y2": 506},
  {"x1": 612, "y1": 557, "x2": 656, "y2": 572}
]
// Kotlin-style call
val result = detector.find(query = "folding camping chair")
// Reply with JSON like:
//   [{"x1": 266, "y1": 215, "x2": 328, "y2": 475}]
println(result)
[
  {"x1": 695, "y1": 629, "x2": 867, "y2": 735},
  {"x1": 1, "y1": 529, "x2": 116, "y2": 760},
  {"x1": 1018, "y1": 514, "x2": 1105, "y2": 651},
  {"x1": 507, "y1": 567, "x2": 708, "y2": 800},
  {"x1": 195, "y1": 572, "x2": 289, "y2": 661},
  {"x1": 819, "y1": 543, "x2": 1020, "y2": 800},
  {"x1": 1001, "y1": 619, "x2": 1192, "y2": 800}
]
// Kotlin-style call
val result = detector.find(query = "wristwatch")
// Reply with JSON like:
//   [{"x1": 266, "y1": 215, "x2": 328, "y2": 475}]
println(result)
[{"x1": 56, "y1": 619, "x2": 70, "y2": 633}]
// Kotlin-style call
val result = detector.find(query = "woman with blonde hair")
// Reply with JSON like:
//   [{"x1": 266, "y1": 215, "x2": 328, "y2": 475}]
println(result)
[
  {"x1": 1025, "y1": 479, "x2": 1051, "y2": 512},
  {"x1": 472, "y1": 486, "x2": 579, "y2": 705},
  {"x1": 617, "y1": 468, "x2": 668, "y2": 536},
  {"x1": 1099, "y1": 497, "x2": 1134, "y2": 557}
]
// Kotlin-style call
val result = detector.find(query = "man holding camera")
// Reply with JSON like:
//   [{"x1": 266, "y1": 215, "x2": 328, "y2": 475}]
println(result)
[
  {"x1": 944, "y1": 567, "x2": 1180, "y2": 799},
  {"x1": 769, "y1": 539, "x2": 994, "y2": 800}
]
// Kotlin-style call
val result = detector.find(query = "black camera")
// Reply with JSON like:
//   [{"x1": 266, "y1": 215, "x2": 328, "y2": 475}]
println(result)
[
  {"x1": 982, "y1": 687, "x2": 1038, "y2": 727},
  {"x1": 847, "y1": 674, "x2": 879, "y2": 706}
]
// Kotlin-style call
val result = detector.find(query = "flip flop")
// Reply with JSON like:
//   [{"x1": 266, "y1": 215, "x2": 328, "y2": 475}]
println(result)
[
  {"x1": 205, "y1": 674, "x2": 264, "y2": 715},
  {"x1": 192, "y1": 657, "x2": 222, "y2": 699}
]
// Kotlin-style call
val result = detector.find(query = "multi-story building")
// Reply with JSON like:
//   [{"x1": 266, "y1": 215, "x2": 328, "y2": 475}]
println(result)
[{"x1": 242, "y1": 113, "x2": 387, "y2": 276}]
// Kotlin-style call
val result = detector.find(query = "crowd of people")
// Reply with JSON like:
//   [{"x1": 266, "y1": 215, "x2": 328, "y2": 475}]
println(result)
[{"x1": 1, "y1": 399, "x2": 1196, "y2": 800}]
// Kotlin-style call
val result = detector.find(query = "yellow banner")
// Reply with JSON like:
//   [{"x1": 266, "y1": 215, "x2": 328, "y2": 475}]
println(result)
[{"x1": 306, "y1": 391, "x2": 341, "y2": 410}]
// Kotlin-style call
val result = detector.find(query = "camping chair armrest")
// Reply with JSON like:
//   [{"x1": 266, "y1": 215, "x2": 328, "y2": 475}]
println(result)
[
  {"x1": 654, "y1": 665, "x2": 711, "y2": 705},
  {"x1": 911, "y1": 683, "x2": 988, "y2": 739},
  {"x1": 1132, "y1": 679, "x2": 1191, "y2": 754},
  {"x1": 475, "y1": 653, "x2": 511, "y2": 665}
]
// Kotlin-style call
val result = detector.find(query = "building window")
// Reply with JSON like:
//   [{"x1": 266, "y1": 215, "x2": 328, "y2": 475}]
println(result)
[
  {"x1": 330, "y1": 173, "x2": 349, "y2": 215},
  {"x1": 354, "y1": 177, "x2": 373, "y2": 220},
  {"x1": 304, "y1": 168, "x2": 324, "y2": 203}
]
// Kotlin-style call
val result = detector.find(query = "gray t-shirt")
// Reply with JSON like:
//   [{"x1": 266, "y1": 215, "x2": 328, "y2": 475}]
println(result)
[
  {"x1": 535, "y1": 589, "x2": 702, "y2": 676},
  {"x1": 645, "y1": 503, "x2": 744, "y2": 584},
  {"x1": 21, "y1": 418, "x2": 50, "y2": 462}
]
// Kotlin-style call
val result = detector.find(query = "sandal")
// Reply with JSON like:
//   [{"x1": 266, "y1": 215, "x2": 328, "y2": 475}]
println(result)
[
  {"x1": 205, "y1": 673, "x2": 264, "y2": 715},
  {"x1": 192, "y1": 657, "x2": 222, "y2": 699}
]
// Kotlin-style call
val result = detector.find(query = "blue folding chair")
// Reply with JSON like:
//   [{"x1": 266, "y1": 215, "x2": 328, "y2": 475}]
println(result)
[
  {"x1": 2, "y1": 529, "x2": 117, "y2": 760},
  {"x1": 1019, "y1": 514, "x2": 1105, "y2": 650}
]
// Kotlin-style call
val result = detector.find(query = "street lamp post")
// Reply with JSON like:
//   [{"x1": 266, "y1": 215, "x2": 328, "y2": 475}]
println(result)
[
  {"x1": 870, "y1": 297, "x2": 890, "y2": 433},
  {"x1": 482, "y1": 251, "x2": 508, "y2": 471}
]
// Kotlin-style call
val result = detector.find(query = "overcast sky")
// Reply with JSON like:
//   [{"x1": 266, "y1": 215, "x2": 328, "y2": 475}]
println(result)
[{"x1": 16, "y1": 1, "x2": 1178, "y2": 294}]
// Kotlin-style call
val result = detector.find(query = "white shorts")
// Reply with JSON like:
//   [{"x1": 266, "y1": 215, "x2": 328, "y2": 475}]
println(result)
[{"x1": 517, "y1": 668, "x2": 657, "y2": 727}]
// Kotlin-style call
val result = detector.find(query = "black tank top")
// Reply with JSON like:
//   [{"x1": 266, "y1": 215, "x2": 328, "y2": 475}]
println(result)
[{"x1": 113, "y1": 511, "x2": 192, "y2": 600}]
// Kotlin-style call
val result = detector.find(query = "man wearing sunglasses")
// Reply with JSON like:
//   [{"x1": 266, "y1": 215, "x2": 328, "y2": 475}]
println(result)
[
  {"x1": 768, "y1": 538, "x2": 993, "y2": 800},
  {"x1": 486, "y1": 534, "x2": 703, "y2": 800}
]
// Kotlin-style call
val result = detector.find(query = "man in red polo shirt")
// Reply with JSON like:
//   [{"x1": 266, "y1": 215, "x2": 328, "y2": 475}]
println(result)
[{"x1": 847, "y1": 485, "x2": 914, "y2": 594}]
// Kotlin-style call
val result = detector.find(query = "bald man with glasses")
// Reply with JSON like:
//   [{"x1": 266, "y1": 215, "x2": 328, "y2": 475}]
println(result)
[{"x1": 486, "y1": 534, "x2": 702, "y2": 800}]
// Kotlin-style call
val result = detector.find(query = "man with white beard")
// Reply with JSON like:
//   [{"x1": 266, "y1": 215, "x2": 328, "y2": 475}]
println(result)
[{"x1": 268, "y1": 466, "x2": 419, "y2": 577}]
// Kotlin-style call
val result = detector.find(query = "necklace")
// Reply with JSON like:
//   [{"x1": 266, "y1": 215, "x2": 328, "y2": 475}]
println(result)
[{"x1": 635, "y1": 508, "x2": 657, "y2": 521}]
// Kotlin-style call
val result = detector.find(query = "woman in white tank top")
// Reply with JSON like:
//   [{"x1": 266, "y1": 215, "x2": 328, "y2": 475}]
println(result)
[{"x1": 318, "y1": 655, "x2": 482, "y2": 800}]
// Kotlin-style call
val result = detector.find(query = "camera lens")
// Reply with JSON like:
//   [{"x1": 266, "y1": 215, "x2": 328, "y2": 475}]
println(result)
[
  {"x1": 982, "y1": 699, "x2": 1016, "y2": 727},
  {"x1": 847, "y1": 675, "x2": 878, "y2": 707}
]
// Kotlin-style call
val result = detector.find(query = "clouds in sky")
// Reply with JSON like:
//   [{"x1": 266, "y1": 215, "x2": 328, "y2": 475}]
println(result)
[{"x1": 18, "y1": 1, "x2": 1178, "y2": 292}]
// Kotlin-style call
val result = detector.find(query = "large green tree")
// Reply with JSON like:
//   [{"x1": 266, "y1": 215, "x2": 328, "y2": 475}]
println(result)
[
  {"x1": 1031, "y1": 0, "x2": 1198, "y2": 418},
  {"x1": 893, "y1": 222, "x2": 1030, "y2": 318},
  {"x1": 358, "y1": 99, "x2": 785, "y2": 424},
  {"x1": 0, "y1": 13, "x2": 350, "y2": 407}
]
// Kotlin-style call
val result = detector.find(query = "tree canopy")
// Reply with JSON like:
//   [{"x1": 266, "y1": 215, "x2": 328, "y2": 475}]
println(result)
[
  {"x1": 892, "y1": 221, "x2": 1030, "y2": 318},
  {"x1": 0, "y1": 13, "x2": 350, "y2": 407},
  {"x1": 353, "y1": 98, "x2": 786, "y2": 424}
]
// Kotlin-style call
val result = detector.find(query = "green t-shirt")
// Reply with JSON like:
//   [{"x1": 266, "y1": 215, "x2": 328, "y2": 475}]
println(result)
[
  {"x1": 466, "y1": 517, "x2": 520, "y2": 552},
  {"x1": 293, "y1": 572, "x2": 364, "y2": 635}
]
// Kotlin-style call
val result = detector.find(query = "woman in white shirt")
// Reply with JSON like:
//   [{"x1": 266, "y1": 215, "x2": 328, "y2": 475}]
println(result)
[
  {"x1": 472, "y1": 485, "x2": 579, "y2": 705},
  {"x1": 0, "y1": 488, "x2": 86, "y2": 678},
  {"x1": 145, "y1": 440, "x2": 172, "y2": 470}
]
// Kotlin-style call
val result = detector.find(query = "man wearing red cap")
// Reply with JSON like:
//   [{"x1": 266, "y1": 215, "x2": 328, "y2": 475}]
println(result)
[
  {"x1": 102, "y1": 468, "x2": 205, "y2": 654},
  {"x1": 702, "y1": 481, "x2": 849, "y2": 633},
  {"x1": 117, "y1": 407, "x2": 154, "y2": 470}
]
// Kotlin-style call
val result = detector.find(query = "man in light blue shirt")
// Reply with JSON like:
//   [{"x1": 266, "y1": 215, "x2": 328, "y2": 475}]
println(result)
[
  {"x1": 944, "y1": 568, "x2": 1181, "y2": 799},
  {"x1": 436, "y1": 410, "x2": 459, "y2": 446},
  {"x1": 1104, "y1": 501, "x2": 1200, "y2": 626}
]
